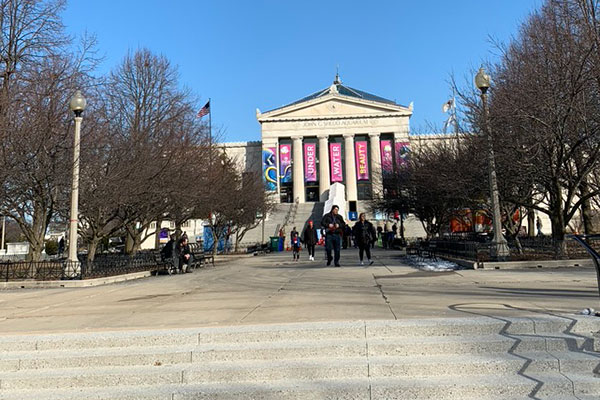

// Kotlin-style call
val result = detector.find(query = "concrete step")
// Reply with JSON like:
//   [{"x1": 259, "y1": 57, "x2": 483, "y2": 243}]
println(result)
[
  {"x1": 0, "y1": 334, "x2": 594, "y2": 372},
  {"x1": 1, "y1": 351, "x2": 598, "y2": 390},
  {"x1": 0, "y1": 317, "x2": 595, "y2": 353},
  {"x1": 0, "y1": 317, "x2": 597, "y2": 399},
  {"x1": 1, "y1": 373, "x2": 599, "y2": 400}
]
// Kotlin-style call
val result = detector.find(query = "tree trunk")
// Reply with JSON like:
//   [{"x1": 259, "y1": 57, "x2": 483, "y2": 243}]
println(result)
[
  {"x1": 87, "y1": 238, "x2": 101, "y2": 262},
  {"x1": 579, "y1": 180, "x2": 594, "y2": 235},
  {"x1": 527, "y1": 208, "x2": 536, "y2": 237},
  {"x1": 154, "y1": 218, "x2": 162, "y2": 249},
  {"x1": 550, "y1": 179, "x2": 566, "y2": 258},
  {"x1": 234, "y1": 231, "x2": 240, "y2": 253}
]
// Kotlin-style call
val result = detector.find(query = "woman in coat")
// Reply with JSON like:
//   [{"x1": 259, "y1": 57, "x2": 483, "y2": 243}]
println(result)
[{"x1": 302, "y1": 220, "x2": 318, "y2": 261}]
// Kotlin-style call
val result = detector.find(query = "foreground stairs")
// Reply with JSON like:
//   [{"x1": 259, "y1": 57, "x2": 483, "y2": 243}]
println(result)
[{"x1": 0, "y1": 317, "x2": 598, "y2": 399}]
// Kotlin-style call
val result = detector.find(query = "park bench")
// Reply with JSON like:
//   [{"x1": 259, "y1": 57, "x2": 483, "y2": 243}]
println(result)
[
  {"x1": 189, "y1": 243, "x2": 214, "y2": 269},
  {"x1": 154, "y1": 251, "x2": 177, "y2": 275}
]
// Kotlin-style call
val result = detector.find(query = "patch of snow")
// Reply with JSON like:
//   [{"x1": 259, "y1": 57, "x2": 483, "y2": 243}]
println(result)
[{"x1": 403, "y1": 256, "x2": 461, "y2": 272}]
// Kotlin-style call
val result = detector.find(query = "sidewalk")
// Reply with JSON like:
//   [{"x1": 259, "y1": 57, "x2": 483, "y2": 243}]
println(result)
[{"x1": 0, "y1": 247, "x2": 598, "y2": 334}]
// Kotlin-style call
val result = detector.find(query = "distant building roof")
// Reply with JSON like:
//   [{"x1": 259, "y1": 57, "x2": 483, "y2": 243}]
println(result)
[{"x1": 266, "y1": 74, "x2": 401, "y2": 113}]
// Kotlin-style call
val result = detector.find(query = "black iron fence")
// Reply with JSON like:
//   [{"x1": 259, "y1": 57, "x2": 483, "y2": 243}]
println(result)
[
  {"x1": 429, "y1": 236, "x2": 600, "y2": 262},
  {"x1": 1, "y1": 251, "x2": 164, "y2": 282}
]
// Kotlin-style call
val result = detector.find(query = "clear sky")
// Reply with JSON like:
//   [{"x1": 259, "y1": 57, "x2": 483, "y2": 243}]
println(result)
[{"x1": 63, "y1": 1, "x2": 541, "y2": 142}]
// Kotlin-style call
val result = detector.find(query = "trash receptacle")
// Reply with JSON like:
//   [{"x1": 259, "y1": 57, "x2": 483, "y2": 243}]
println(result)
[
  {"x1": 278, "y1": 237, "x2": 284, "y2": 252},
  {"x1": 270, "y1": 237, "x2": 279, "y2": 252}
]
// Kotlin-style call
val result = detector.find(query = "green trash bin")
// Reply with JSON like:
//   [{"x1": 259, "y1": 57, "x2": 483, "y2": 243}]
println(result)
[{"x1": 270, "y1": 236, "x2": 280, "y2": 252}]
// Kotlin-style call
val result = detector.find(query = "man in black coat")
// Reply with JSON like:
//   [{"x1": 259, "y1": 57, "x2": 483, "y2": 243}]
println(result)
[
  {"x1": 321, "y1": 205, "x2": 345, "y2": 267},
  {"x1": 352, "y1": 213, "x2": 377, "y2": 266}
]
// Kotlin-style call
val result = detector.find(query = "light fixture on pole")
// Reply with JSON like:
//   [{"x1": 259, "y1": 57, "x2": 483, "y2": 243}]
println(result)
[
  {"x1": 475, "y1": 67, "x2": 510, "y2": 260},
  {"x1": 67, "y1": 90, "x2": 86, "y2": 273}
]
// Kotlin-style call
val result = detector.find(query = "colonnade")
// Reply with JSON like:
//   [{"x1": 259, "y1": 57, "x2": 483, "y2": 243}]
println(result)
[{"x1": 289, "y1": 133, "x2": 384, "y2": 204}]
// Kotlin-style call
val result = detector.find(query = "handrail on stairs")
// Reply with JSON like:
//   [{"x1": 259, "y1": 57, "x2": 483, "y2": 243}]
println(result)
[
  {"x1": 280, "y1": 197, "x2": 299, "y2": 235},
  {"x1": 569, "y1": 234, "x2": 600, "y2": 307}
]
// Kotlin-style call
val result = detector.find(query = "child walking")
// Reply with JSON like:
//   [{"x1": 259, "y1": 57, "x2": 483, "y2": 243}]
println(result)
[{"x1": 290, "y1": 227, "x2": 301, "y2": 261}]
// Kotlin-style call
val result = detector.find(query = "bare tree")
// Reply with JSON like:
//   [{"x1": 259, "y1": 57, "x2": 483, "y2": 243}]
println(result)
[{"x1": 478, "y1": 0, "x2": 600, "y2": 255}]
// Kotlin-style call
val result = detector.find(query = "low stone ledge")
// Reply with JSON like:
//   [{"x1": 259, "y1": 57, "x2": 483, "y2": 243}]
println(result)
[
  {"x1": 438, "y1": 255, "x2": 594, "y2": 270},
  {"x1": 0, "y1": 271, "x2": 152, "y2": 290}
]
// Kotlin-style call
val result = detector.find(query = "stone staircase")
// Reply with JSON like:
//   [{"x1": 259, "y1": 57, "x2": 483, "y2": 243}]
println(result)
[
  {"x1": 241, "y1": 202, "x2": 325, "y2": 247},
  {"x1": 0, "y1": 316, "x2": 598, "y2": 399}
]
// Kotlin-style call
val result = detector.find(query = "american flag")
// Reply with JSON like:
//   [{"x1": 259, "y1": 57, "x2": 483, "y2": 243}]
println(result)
[{"x1": 196, "y1": 100, "x2": 210, "y2": 118}]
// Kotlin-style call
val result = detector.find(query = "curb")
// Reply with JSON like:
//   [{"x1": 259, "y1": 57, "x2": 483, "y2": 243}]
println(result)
[{"x1": 0, "y1": 271, "x2": 152, "y2": 290}]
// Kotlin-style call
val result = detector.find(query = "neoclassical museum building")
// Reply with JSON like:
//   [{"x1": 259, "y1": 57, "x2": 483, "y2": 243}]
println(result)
[{"x1": 223, "y1": 74, "x2": 444, "y2": 217}]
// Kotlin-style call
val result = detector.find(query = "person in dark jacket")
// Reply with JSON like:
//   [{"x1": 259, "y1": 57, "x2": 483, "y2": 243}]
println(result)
[
  {"x1": 352, "y1": 213, "x2": 376, "y2": 266},
  {"x1": 290, "y1": 227, "x2": 301, "y2": 261},
  {"x1": 321, "y1": 205, "x2": 346, "y2": 267},
  {"x1": 302, "y1": 220, "x2": 318, "y2": 261},
  {"x1": 175, "y1": 237, "x2": 192, "y2": 273}
]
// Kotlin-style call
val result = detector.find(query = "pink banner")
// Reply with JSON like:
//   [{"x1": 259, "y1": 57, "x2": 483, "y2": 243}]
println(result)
[
  {"x1": 304, "y1": 143, "x2": 317, "y2": 182},
  {"x1": 279, "y1": 144, "x2": 292, "y2": 183},
  {"x1": 380, "y1": 140, "x2": 393, "y2": 174},
  {"x1": 355, "y1": 141, "x2": 369, "y2": 180},
  {"x1": 329, "y1": 143, "x2": 343, "y2": 182}
]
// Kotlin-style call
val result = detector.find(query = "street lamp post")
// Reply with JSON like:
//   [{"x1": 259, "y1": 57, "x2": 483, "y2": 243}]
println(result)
[
  {"x1": 475, "y1": 67, "x2": 510, "y2": 260},
  {"x1": 67, "y1": 90, "x2": 86, "y2": 271}
]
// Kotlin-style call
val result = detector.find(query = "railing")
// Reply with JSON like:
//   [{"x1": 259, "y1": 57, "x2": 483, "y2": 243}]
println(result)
[
  {"x1": 1, "y1": 251, "x2": 166, "y2": 282},
  {"x1": 569, "y1": 234, "x2": 600, "y2": 306},
  {"x1": 280, "y1": 197, "x2": 299, "y2": 235},
  {"x1": 430, "y1": 236, "x2": 600, "y2": 262}
]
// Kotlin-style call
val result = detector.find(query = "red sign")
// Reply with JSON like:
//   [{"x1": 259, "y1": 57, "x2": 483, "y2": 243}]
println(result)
[
  {"x1": 329, "y1": 143, "x2": 343, "y2": 182},
  {"x1": 355, "y1": 141, "x2": 369, "y2": 180}
]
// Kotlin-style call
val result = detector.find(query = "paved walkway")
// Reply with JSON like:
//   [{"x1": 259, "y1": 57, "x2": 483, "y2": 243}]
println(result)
[{"x1": 0, "y1": 248, "x2": 598, "y2": 334}]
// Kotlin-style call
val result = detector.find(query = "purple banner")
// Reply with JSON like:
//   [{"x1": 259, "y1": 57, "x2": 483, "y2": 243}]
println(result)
[
  {"x1": 304, "y1": 143, "x2": 317, "y2": 182},
  {"x1": 380, "y1": 140, "x2": 393, "y2": 175},
  {"x1": 262, "y1": 147, "x2": 277, "y2": 191},
  {"x1": 395, "y1": 142, "x2": 410, "y2": 169},
  {"x1": 329, "y1": 143, "x2": 343, "y2": 182},
  {"x1": 355, "y1": 141, "x2": 369, "y2": 180},
  {"x1": 279, "y1": 144, "x2": 292, "y2": 183}
]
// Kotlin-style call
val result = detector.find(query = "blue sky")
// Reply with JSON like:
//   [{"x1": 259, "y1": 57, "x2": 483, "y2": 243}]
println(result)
[{"x1": 63, "y1": 1, "x2": 541, "y2": 142}]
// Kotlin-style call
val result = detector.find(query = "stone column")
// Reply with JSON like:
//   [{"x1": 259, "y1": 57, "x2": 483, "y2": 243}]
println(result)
[
  {"x1": 369, "y1": 133, "x2": 383, "y2": 199},
  {"x1": 343, "y1": 133, "x2": 358, "y2": 202},
  {"x1": 292, "y1": 136, "x2": 305, "y2": 203},
  {"x1": 318, "y1": 135, "x2": 330, "y2": 202}
]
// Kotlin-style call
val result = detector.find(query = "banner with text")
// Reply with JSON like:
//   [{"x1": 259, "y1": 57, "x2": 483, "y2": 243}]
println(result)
[
  {"x1": 304, "y1": 143, "x2": 317, "y2": 182},
  {"x1": 329, "y1": 143, "x2": 343, "y2": 182},
  {"x1": 279, "y1": 144, "x2": 292, "y2": 183},
  {"x1": 355, "y1": 141, "x2": 369, "y2": 180},
  {"x1": 380, "y1": 140, "x2": 393, "y2": 175},
  {"x1": 262, "y1": 147, "x2": 277, "y2": 191},
  {"x1": 395, "y1": 141, "x2": 410, "y2": 169}
]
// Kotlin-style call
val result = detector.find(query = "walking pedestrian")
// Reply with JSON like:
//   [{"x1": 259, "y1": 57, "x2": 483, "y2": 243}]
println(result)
[
  {"x1": 321, "y1": 205, "x2": 345, "y2": 267},
  {"x1": 352, "y1": 213, "x2": 376, "y2": 266},
  {"x1": 290, "y1": 227, "x2": 301, "y2": 261},
  {"x1": 383, "y1": 223, "x2": 389, "y2": 249},
  {"x1": 302, "y1": 220, "x2": 318, "y2": 261}
]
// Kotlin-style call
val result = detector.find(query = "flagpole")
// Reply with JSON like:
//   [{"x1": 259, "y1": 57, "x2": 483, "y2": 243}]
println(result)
[{"x1": 208, "y1": 98, "x2": 212, "y2": 165}]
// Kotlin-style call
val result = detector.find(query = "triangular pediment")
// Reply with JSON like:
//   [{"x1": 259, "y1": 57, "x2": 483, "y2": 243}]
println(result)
[{"x1": 257, "y1": 94, "x2": 411, "y2": 122}]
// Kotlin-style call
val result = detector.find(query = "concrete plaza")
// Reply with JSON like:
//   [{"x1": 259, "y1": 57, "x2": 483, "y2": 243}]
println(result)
[{"x1": 0, "y1": 248, "x2": 598, "y2": 334}]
